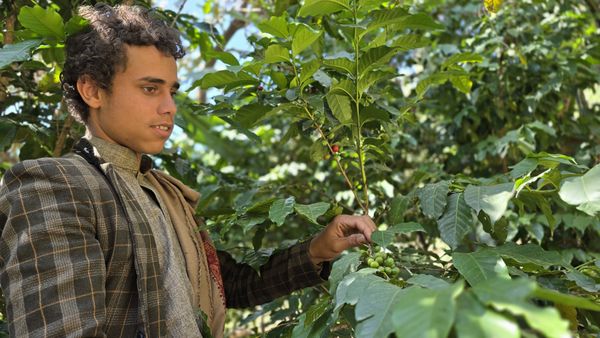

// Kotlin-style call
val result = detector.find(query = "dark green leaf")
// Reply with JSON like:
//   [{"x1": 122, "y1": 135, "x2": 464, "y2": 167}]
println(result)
[
  {"x1": 437, "y1": 193, "x2": 473, "y2": 249},
  {"x1": 294, "y1": 202, "x2": 330, "y2": 224},
  {"x1": 453, "y1": 250, "x2": 510, "y2": 286},
  {"x1": 0, "y1": 40, "x2": 43, "y2": 69},
  {"x1": 269, "y1": 197, "x2": 296, "y2": 226},
  {"x1": 464, "y1": 183, "x2": 514, "y2": 224},
  {"x1": 18, "y1": 6, "x2": 65, "y2": 40},
  {"x1": 417, "y1": 180, "x2": 450, "y2": 219}
]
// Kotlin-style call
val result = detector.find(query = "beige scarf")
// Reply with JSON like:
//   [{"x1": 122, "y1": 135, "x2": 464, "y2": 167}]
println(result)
[{"x1": 146, "y1": 171, "x2": 226, "y2": 338}]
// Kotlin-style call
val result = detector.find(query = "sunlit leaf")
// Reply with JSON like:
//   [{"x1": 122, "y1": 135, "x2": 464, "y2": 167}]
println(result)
[
  {"x1": 294, "y1": 202, "x2": 330, "y2": 224},
  {"x1": 18, "y1": 5, "x2": 65, "y2": 40},
  {"x1": 418, "y1": 180, "x2": 450, "y2": 219},
  {"x1": 298, "y1": 0, "x2": 351, "y2": 17},
  {"x1": 559, "y1": 164, "x2": 600, "y2": 216},
  {"x1": 269, "y1": 197, "x2": 296, "y2": 226},
  {"x1": 257, "y1": 15, "x2": 289, "y2": 38},
  {"x1": 292, "y1": 24, "x2": 321, "y2": 56},
  {"x1": 464, "y1": 183, "x2": 514, "y2": 224},
  {"x1": 265, "y1": 44, "x2": 291, "y2": 64}
]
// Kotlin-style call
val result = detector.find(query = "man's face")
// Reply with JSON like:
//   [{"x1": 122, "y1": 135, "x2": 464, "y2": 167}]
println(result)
[{"x1": 87, "y1": 45, "x2": 179, "y2": 156}]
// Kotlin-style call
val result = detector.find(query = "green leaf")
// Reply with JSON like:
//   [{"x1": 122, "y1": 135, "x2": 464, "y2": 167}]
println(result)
[
  {"x1": 509, "y1": 158, "x2": 538, "y2": 179},
  {"x1": 390, "y1": 34, "x2": 431, "y2": 51},
  {"x1": 418, "y1": 180, "x2": 450, "y2": 219},
  {"x1": 323, "y1": 57, "x2": 355, "y2": 76},
  {"x1": 242, "y1": 248, "x2": 274, "y2": 272},
  {"x1": 0, "y1": 39, "x2": 43, "y2": 69},
  {"x1": 359, "y1": 7, "x2": 410, "y2": 39},
  {"x1": 264, "y1": 44, "x2": 290, "y2": 64},
  {"x1": 355, "y1": 281, "x2": 463, "y2": 338},
  {"x1": 472, "y1": 278, "x2": 570, "y2": 338},
  {"x1": 294, "y1": 202, "x2": 330, "y2": 224},
  {"x1": 256, "y1": 15, "x2": 289, "y2": 38},
  {"x1": 326, "y1": 92, "x2": 352, "y2": 124},
  {"x1": 388, "y1": 222, "x2": 426, "y2": 233},
  {"x1": 292, "y1": 24, "x2": 321, "y2": 56},
  {"x1": 64, "y1": 15, "x2": 89, "y2": 35},
  {"x1": 416, "y1": 70, "x2": 468, "y2": 98},
  {"x1": 358, "y1": 46, "x2": 397, "y2": 78},
  {"x1": 455, "y1": 292, "x2": 520, "y2": 338},
  {"x1": 392, "y1": 13, "x2": 445, "y2": 31},
  {"x1": 194, "y1": 70, "x2": 258, "y2": 89},
  {"x1": 464, "y1": 183, "x2": 514, "y2": 224},
  {"x1": 449, "y1": 75, "x2": 473, "y2": 94},
  {"x1": 269, "y1": 197, "x2": 296, "y2": 226},
  {"x1": 388, "y1": 195, "x2": 409, "y2": 224},
  {"x1": 329, "y1": 252, "x2": 361, "y2": 294},
  {"x1": 565, "y1": 270, "x2": 600, "y2": 292},
  {"x1": 330, "y1": 79, "x2": 355, "y2": 99},
  {"x1": 18, "y1": 6, "x2": 65, "y2": 40},
  {"x1": 406, "y1": 274, "x2": 450, "y2": 289},
  {"x1": 488, "y1": 242, "x2": 564, "y2": 269},
  {"x1": 534, "y1": 286, "x2": 600, "y2": 311},
  {"x1": 437, "y1": 193, "x2": 473, "y2": 249},
  {"x1": 297, "y1": 0, "x2": 351, "y2": 17},
  {"x1": 299, "y1": 59, "x2": 320, "y2": 87},
  {"x1": 453, "y1": 250, "x2": 510, "y2": 286},
  {"x1": 559, "y1": 164, "x2": 600, "y2": 216},
  {"x1": 238, "y1": 215, "x2": 267, "y2": 233},
  {"x1": 442, "y1": 52, "x2": 484, "y2": 69},
  {"x1": 335, "y1": 270, "x2": 383, "y2": 311},
  {"x1": 309, "y1": 140, "x2": 328, "y2": 162}
]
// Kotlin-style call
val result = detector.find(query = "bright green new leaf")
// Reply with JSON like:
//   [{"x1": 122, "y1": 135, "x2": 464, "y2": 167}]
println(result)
[
  {"x1": 297, "y1": 0, "x2": 351, "y2": 17},
  {"x1": 0, "y1": 40, "x2": 43, "y2": 69},
  {"x1": 64, "y1": 15, "x2": 89, "y2": 35},
  {"x1": 355, "y1": 281, "x2": 463, "y2": 338},
  {"x1": 18, "y1": 6, "x2": 65, "y2": 40},
  {"x1": 449, "y1": 75, "x2": 473, "y2": 94},
  {"x1": 256, "y1": 16, "x2": 289, "y2": 38},
  {"x1": 472, "y1": 278, "x2": 570, "y2": 338},
  {"x1": 418, "y1": 180, "x2": 450, "y2": 219},
  {"x1": 464, "y1": 183, "x2": 514, "y2": 224},
  {"x1": 455, "y1": 292, "x2": 520, "y2": 338},
  {"x1": 292, "y1": 24, "x2": 321, "y2": 56},
  {"x1": 294, "y1": 202, "x2": 330, "y2": 224},
  {"x1": 264, "y1": 44, "x2": 290, "y2": 64},
  {"x1": 326, "y1": 92, "x2": 352, "y2": 124},
  {"x1": 437, "y1": 193, "x2": 474, "y2": 249},
  {"x1": 269, "y1": 197, "x2": 295, "y2": 226},
  {"x1": 559, "y1": 164, "x2": 600, "y2": 216},
  {"x1": 195, "y1": 70, "x2": 258, "y2": 89},
  {"x1": 453, "y1": 250, "x2": 510, "y2": 286},
  {"x1": 442, "y1": 52, "x2": 484, "y2": 69}
]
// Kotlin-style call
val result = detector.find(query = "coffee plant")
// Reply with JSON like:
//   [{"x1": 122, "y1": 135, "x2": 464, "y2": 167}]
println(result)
[{"x1": 1, "y1": 0, "x2": 599, "y2": 337}]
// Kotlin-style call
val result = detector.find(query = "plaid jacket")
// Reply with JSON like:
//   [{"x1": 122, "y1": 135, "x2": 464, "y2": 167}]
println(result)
[{"x1": 0, "y1": 139, "x2": 329, "y2": 337}]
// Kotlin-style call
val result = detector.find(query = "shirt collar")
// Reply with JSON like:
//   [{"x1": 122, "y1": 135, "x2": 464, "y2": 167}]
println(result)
[{"x1": 87, "y1": 135, "x2": 153, "y2": 174}]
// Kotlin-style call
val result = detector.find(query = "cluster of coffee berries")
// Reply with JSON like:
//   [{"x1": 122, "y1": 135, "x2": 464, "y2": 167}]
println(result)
[{"x1": 361, "y1": 246, "x2": 400, "y2": 277}]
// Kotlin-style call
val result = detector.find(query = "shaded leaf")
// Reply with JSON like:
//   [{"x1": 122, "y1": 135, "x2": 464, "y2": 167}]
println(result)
[
  {"x1": 455, "y1": 292, "x2": 520, "y2": 338},
  {"x1": 437, "y1": 193, "x2": 473, "y2": 249},
  {"x1": 406, "y1": 274, "x2": 450, "y2": 289},
  {"x1": 0, "y1": 39, "x2": 43, "y2": 69},
  {"x1": 453, "y1": 250, "x2": 510, "y2": 286},
  {"x1": 418, "y1": 180, "x2": 450, "y2": 219},
  {"x1": 488, "y1": 242, "x2": 564, "y2": 269}
]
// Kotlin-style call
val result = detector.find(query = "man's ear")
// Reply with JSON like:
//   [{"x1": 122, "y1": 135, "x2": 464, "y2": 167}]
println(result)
[{"x1": 76, "y1": 75, "x2": 102, "y2": 109}]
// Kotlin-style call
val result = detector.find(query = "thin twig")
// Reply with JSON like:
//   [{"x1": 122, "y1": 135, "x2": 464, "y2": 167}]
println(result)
[{"x1": 170, "y1": 0, "x2": 188, "y2": 28}]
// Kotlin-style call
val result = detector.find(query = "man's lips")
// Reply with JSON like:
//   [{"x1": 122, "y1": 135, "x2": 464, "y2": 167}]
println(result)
[{"x1": 151, "y1": 123, "x2": 173, "y2": 137}]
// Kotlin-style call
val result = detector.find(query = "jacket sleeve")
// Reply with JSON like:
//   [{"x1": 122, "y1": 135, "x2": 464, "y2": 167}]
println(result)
[
  {"x1": 217, "y1": 240, "x2": 331, "y2": 308},
  {"x1": 0, "y1": 160, "x2": 107, "y2": 337}
]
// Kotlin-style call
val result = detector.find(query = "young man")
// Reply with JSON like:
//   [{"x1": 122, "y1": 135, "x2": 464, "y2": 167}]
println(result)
[{"x1": 0, "y1": 4, "x2": 376, "y2": 338}]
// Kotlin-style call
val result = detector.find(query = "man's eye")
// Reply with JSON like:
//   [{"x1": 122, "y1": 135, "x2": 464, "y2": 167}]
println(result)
[
  {"x1": 170, "y1": 90, "x2": 178, "y2": 97},
  {"x1": 143, "y1": 86, "x2": 157, "y2": 94}
]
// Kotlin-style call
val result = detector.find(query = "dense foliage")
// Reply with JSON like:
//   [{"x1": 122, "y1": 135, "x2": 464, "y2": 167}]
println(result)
[{"x1": 1, "y1": 0, "x2": 600, "y2": 337}]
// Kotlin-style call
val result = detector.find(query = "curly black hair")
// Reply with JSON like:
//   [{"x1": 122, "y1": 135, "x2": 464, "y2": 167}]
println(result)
[{"x1": 60, "y1": 3, "x2": 185, "y2": 123}]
